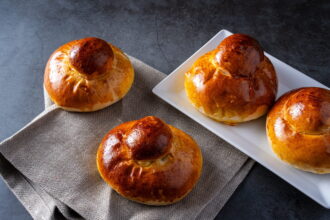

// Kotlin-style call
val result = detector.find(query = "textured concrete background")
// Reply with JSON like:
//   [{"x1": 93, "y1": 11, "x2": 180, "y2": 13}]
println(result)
[{"x1": 0, "y1": 0, "x2": 329, "y2": 219}]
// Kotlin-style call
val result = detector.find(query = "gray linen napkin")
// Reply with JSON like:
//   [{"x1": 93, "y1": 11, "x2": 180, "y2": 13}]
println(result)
[{"x1": 0, "y1": 56, "x2": 254, "y2": 220}]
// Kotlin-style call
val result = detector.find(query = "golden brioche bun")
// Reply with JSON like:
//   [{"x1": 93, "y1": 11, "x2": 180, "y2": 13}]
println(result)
[
  {"x1": 44, "y1": 37, "x2": 134, "y2": 112},
  {"x1": 185, "y1": 34, "x2": 277, "y2": 125},
  {"x1": 266, "y1": 87, "x2": 330, "y2": 174},
  {"x1": 97, "y1": 116, "x2": 203, "y2": 205}
]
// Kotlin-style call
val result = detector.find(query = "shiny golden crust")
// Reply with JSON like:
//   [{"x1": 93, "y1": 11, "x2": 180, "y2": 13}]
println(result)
[
  {"x1": 266, "y1": 87, "x2": 330, "y2": 174},
  {"x1": 185, "y1": 34, "x2": 277, "y2": 125},
  {"x1": 97, "y1": 116, "x2": 203, "y2": 205},
  {"x1": 44, "y1": 37, "x2": 134, "y2": 112}
]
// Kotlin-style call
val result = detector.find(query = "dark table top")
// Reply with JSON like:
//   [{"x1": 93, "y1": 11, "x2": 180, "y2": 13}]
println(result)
[{"x1": 0, "y1": 0, "x2": 329, "y2": 219}]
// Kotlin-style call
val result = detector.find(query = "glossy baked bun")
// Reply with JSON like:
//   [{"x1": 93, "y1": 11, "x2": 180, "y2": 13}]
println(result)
[
  {"x1": 44, "y1": 37, "x2": 134, "y2": 112},
  {"x1": 185, "y1": 34, "x2": 277, "y2": 125},
  {"x1": 266, "y1": 87, "x2": 330, "y2": 174},
  {"x1": 97, "y1": 116, "x2": 203, "y2": 205}
]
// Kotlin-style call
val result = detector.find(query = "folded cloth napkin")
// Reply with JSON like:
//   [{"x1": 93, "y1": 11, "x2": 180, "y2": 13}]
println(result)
[{"x1": 0, "y1": 56, "x2": 254, "y2": 220}]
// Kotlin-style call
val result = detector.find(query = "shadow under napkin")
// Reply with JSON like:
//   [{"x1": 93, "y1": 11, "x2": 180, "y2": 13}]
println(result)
[{"x1": 0, "y1": 56, "x2": 254, "y2": 220}]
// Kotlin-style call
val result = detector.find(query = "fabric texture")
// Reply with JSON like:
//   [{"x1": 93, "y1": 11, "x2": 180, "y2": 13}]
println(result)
[{"x1": 0, "y1": 56, "x2": 254, "y2": 220}]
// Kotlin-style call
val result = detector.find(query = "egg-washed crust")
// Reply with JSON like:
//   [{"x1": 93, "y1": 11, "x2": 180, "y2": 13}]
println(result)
[
  {"x1": 97, "y1": 116, "x2": 203, "y2": 205},
  {"x1": 266, "y1": 87, "x2": 330, "y2": 174},
  {"x1": 185, "y1": 34, "x2": 277, "y2": 124},
  {"x1": 44, "y1": 39, "x2": 134, "y2": 112}
]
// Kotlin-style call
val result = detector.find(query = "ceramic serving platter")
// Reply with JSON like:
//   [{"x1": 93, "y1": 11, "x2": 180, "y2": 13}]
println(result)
[{"x1": 152, "y1": 29, "x2": 330, "y2": 208}]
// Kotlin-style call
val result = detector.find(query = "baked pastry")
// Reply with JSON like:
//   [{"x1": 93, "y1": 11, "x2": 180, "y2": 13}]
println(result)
[
  {"x1": 97, "y1": 116, "x2": 203, "y2": 205},
  {"x1": 266, "y1": 87, "x2": 330, "y2": 174},
  {"x1": 185, "y1": 34, "x2": 277, "y2": 125},
  {"x1": 44, "y1": 37, "x2": 134, "y2": 112}
]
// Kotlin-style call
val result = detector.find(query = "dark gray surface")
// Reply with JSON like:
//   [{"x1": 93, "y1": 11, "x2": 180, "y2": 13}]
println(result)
[{"x1": 0, "y1": 0, "x2": 329, "y2": 219}]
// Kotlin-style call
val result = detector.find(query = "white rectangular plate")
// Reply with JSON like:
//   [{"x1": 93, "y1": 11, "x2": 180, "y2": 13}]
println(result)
[{"x1": 152, "y1": 29, "x2": 330, "y2": 208}]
